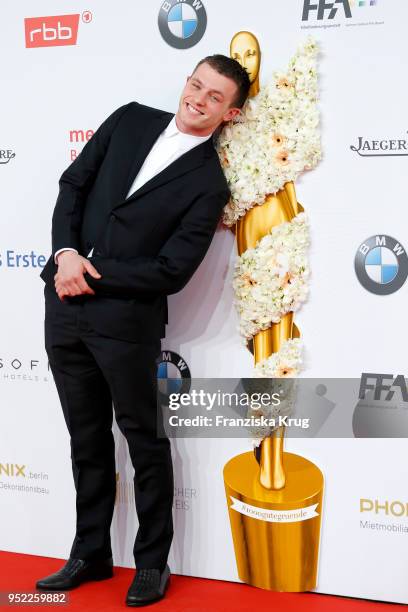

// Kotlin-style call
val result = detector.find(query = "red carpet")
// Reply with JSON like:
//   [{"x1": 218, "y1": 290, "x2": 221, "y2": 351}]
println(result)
[{"x1": 0, "y1": 552, "x2": 402, "y2": 611}]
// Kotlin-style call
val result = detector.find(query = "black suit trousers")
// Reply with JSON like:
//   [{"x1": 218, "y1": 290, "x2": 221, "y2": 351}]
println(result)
[{"x1": 43, "y1": 285, "x2": 174, "y2": 570}]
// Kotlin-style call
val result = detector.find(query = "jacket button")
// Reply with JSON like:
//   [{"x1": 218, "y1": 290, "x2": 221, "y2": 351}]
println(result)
[{"x1": 110, "y1": 213, "x2": 116, "y2": 221}]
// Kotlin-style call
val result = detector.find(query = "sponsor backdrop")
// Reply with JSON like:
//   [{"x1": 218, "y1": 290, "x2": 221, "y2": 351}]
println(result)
[{"x1": 1, "y1": 0, "x2": 407, "y2": 604}]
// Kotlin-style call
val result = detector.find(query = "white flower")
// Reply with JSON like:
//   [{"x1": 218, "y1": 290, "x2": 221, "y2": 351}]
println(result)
[
  {"x1": 247, "y1": 348, "x2": 302, "y2": 441},
  {"x1": 233, "y1": 213, "x2": 310, "y2": 341},
  {"x1": 216, "y1": 36, "x2": 321, "y2": 226},
  {"x1": 215, "y1": 37, "x2": 320, "y2": 445},
  {"x1": 254, "y1": 338, "x2": 303, "y2": 378}
]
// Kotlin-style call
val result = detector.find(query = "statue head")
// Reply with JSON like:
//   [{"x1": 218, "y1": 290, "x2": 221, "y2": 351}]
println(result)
[{"x1": 230, "y1": 31, "x2": 261, "y2": 85}]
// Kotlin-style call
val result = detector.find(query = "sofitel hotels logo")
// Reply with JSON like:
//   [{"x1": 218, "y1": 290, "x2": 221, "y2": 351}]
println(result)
[{"x1": 0, "y1": 355, "x2": 51, "y2": 384}]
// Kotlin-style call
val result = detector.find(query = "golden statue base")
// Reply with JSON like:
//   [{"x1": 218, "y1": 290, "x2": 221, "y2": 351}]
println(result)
[{"x1": 223, "y1": 450, "x2": 324, "y2": 591}]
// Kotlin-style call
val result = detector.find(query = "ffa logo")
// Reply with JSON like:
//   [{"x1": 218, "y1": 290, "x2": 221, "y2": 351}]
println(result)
[
  {"x1": 354, "y1": 235, "x2": 408, "y2": 295},
  {"x1": 158, "y1": 0, "x2": 207, "y2": 49}
]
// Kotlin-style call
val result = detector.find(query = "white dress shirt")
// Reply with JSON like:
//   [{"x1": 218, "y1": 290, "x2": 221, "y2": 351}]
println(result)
[{"x1": 54, "y1": 115, "x2": 213, "y2": 263}]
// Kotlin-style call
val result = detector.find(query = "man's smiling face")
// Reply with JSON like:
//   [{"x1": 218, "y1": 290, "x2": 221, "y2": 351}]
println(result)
[{"x1": 175, "y1": 61, "x2": 241, "y2": 137}]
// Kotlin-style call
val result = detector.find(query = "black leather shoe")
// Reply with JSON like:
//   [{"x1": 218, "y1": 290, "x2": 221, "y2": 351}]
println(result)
[
  {"x1": 126, "y1": 564, "x2": 170, "y2": 606},
  {"x1": 35, "y1": 556, "x2": 113, "y2": 591}
]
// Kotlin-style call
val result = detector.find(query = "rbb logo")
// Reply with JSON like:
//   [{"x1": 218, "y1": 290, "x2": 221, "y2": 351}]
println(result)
[
  {"x1": 302, "y1": 0, "x2": 352, "y2": 20},
  {"x1": 24, "y1": 14, "x2": 80, "y2": 48}
]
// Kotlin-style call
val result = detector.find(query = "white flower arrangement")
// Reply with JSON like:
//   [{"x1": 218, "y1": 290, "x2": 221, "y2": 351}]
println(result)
[
  {"x1": 248, "y1": 339, "x2": 302, "y2": 444},
  {"x1": 254, "y1": 338, "x2": 303, "y2": 378},
  {"x1": 217, "y1": 38, "x2": 320, "y2": 446},
  {"x1": 217, "y1": 36, "x2": 321, "y2": 227},
  {"x1": 233, "y1": 212, "x2": 310, "y2": 342},
  {"x1": 247, "y1": 372, "x2": 300, "y2": 446}
]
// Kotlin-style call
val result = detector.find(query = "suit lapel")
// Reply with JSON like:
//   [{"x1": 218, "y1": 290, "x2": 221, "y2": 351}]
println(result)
[
  {"x1": 113, "y1": 114, "x2": 215, "y2": 212},
  {"x1": 119, "y1": 111, "x2": 174, "y2": 202}
]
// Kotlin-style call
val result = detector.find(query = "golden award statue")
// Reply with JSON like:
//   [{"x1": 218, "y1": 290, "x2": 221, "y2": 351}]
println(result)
[{"x1": 219, "y1": 32, "x2": 324, "y2": 591}]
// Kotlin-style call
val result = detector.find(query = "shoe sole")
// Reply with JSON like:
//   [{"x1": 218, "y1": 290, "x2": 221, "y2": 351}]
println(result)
[{"x1": 36, "y1": 570, "x2": 114, "y2": 591}]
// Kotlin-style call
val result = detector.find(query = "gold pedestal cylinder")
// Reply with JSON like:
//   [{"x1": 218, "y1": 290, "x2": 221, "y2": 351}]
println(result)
[{"x1": 224, "y1": 450, "x2": 324, "y2": 591}]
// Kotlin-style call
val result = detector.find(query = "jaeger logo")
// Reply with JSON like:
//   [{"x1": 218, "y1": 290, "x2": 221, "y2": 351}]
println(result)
[
  {"x1": 350, "y1": 133, "x2": 408, "y2": 157},
  {"x1": 24, "y1": 14, "x2": 80, "y2": 48},
  {"x1": 0, "y1": 150, "x2": 16, "y2": 165}
]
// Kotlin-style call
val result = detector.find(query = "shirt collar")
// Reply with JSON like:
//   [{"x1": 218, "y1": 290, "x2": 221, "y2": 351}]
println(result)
[{"x1": 163, "y1": 115, "x2": 213, "y2": 145}]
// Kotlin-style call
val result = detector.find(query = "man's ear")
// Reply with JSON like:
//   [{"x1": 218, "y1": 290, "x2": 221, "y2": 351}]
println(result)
[{"x1": 223, "y1": 107, "x2": 241, "y2": 122}]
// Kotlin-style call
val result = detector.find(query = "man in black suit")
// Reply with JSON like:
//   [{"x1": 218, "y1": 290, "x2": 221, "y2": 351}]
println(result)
[{"x1": 36, "y1": 55, "x2": 250, "y2": 606}]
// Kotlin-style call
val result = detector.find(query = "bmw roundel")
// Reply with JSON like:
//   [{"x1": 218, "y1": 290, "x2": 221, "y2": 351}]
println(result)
[
  {"x1": 156, "y1": 350, "x2": 191, "y2": 397},
  {"x1": 158, "y1": 0, "x2": 207, "y2": 49},
  {"x1": 354, "y1": 235, "x2": 408, "y2": 295}
]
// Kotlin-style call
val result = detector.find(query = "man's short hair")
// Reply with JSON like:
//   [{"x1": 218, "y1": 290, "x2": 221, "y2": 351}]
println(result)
[{"x1": 192, "y1": 54, "x2": 251, "y2": 109}]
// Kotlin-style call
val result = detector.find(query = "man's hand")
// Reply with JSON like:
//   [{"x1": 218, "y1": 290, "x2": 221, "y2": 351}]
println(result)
[{"x1": 54, "y1": 251, "x2": 102, "y2": 301}]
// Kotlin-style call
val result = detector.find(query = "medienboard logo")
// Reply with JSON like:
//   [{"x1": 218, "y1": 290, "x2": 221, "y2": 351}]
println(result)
[{"x1": 24, "y1": 14, "x2": 80, "y2": 48}]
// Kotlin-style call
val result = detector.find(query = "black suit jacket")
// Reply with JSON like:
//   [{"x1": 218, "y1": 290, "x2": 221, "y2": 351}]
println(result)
[{"x1": 40, "y1": 101, "x2": 230, "y2": 342}]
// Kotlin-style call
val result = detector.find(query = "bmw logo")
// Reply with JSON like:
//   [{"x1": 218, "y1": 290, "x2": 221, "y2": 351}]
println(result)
[
  {"x1": 156, "y1": 350, "x2": 191, "y2": 398},
  {"x1": 158, "y1": 0, "x2": 207, "y2": 50},
  {"x1": 354, "y1": 235, "x2": 408, "y2": 295}
]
